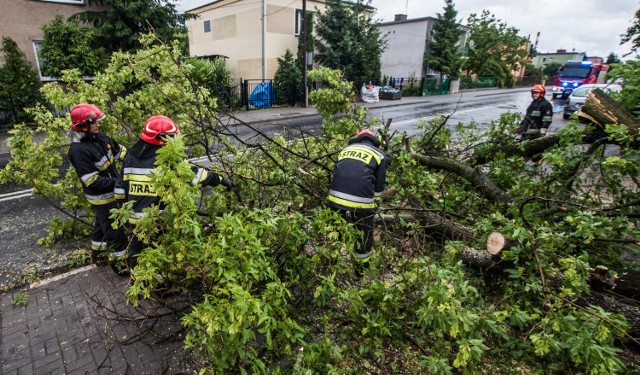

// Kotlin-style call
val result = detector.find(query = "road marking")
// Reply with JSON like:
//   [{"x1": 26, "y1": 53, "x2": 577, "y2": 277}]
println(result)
[
  {"x1": 392, "y1": 105, "x2": 496, "y2": 126},
  {"x1": 0, "y1": 189, "x2": 34, "y2": 202},
  {"x1": 30, "y1": 264, "x2": 96, "y2": 289}
]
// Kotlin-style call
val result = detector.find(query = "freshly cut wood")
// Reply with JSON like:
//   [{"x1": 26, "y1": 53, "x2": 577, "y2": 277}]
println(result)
[
  {"x1": 487, "y1": 232, "x2": 512, "y2": 255},
  {"x1": 578, "y1": 88, "x2": 640, "y2": 132}
]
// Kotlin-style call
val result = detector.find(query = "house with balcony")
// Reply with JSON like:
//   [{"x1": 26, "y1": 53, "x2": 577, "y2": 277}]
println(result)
[
  {"x1": 0, "y1": 0, "x2": 95, "y2": 81},
  {"x1": 187, "y1": 0, "x2": 326, "y2": 81}
]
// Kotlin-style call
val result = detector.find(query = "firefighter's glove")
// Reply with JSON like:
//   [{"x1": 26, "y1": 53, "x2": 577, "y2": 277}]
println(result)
[
  {"x1": 539, "y1": 128, "x2": 548, "y2": 136},
  {"x1": 221, "y1": 177, "x2": 234, "y2": 191}
]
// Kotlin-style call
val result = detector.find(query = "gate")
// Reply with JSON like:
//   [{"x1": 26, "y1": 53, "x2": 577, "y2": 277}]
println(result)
[{"x1": 422, "y1": 77, "x2": 450, "y2": 96}]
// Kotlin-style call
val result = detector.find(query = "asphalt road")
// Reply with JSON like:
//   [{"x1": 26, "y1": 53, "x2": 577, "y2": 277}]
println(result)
[{"x1": 0, "y1": 90, "x2": 569, "y2": 289}]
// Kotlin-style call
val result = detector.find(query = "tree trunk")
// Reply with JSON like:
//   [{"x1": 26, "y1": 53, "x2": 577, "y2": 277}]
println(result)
[
  {"x1": 411, "y1": 153, "x2": 514, "y2": 204},
  {"x1": 578, "y1": 88, "x2": 640, "y2": 133},
  {"x1": 379, "y1": 211, "x2": 476, "y2": 242}
]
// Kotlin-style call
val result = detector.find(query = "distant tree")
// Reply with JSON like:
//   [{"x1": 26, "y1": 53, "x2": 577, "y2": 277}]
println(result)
[
  {"x1": 40, "y1": 15, "x2": 105, "y2": 77},
  {"x1": 70, "y1": 0, "x2": 193, "y2": 55},
  {"x1": 0, "y1": 37, "x2": 44, "y2": 129},
  {"x1": 523, "y1": 62, "x2": 542, "y2": 77},
  {"x1": 314, "y1": 0, "x2": 386, "y2": 88},
  {"x1": 464, "y1": 10, "x2": 528, "y2": 87},
  {"x1": 274, "y1": 49, "x2": 302, "y2": 105},
  {"x1": 605, "y1": 52, "x2": 621, "y2": 65},
  {"x1": 184, "y1": 57, "x2": 234, "y2": 107},
  {"x1": 542, "y1": 62, "x2": 562, "y2": 77},
  {"x1": 424, "y1": 0, "x2": 463, "y2": 79},
  {"x1": 620, "y1": 8, "x2": 640, "y2": 54}
]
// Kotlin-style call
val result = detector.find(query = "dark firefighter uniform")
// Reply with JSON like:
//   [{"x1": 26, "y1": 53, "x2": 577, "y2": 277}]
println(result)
[
  {"x1": 328, "y1": 131, "x2": 387, "y2": 266},
  {"x1": 114, "y1": 139, "x2": 226, "y2": 270},
  {"x1": 68, "y1": 132, "x2": 127, "y2": 260},
  {"x1": 520, "y1": 97, "x2": 553, "y2": 140}
]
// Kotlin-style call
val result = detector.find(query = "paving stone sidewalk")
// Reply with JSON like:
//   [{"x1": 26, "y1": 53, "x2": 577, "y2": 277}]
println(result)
[{"x1": 1, "y1": 265, "x2": 196, "y2": 374}]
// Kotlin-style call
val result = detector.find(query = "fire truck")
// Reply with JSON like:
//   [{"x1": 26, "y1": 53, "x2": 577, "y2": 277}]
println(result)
[{"x1": 551, "y1": 60, "x2": 609, "y2": 99}]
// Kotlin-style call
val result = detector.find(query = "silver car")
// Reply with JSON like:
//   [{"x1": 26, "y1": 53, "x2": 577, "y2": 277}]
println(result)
[{"x1": 563, "y1": 83, "x2": 622, "y2": 119}]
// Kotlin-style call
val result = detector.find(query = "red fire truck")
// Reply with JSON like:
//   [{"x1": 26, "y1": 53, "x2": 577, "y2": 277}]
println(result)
[{"x1": 551, "y1": 60, "x2": 609, "y2": 99}]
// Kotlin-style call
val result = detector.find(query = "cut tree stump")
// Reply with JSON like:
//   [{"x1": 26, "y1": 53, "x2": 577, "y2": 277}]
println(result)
[{"x1": 487, "y1": 232, "x2": 514, "y2": 255}]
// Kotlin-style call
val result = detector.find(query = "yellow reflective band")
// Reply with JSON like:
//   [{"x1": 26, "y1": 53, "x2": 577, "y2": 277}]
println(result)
[
  {"x1": 124, "y1": 174, "x2": 152, "y2": 182},
  {"x1": 328, "y1": 195, "x2": 377, "y2": 209},
  {"x1": 84, "y1": 175, "x2": 99, "y2": 187},
  {"x1": 114, "y1": 193, "x2": 125, "y2": 200},
  {"x1": 88, "y1": 197, "x2": 116, "y2": 205},
  {"x1": 129, "y1": 181, "x2": 156, "y2": 196}
]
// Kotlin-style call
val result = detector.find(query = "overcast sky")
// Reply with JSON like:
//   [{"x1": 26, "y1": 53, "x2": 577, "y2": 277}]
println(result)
[{"x1": 176, "y1": 0, "x2": 639, "y2": 60}]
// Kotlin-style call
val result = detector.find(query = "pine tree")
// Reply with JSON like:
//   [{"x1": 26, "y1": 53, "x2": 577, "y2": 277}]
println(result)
[
  {"x1": 605, "y1": 52, "x2": 621, "y2": 65},
  {"x1": 0, "y1": 37, "x2": 44, "y2": 129},
  {"x1": 274, "y1": 49, "x2": 302, "y2": 105},
  {"x1": 425, "y1": 0, "x2": 463, "y2": 79},
  {"x1": 314, "y1": 0, "x2": 385, "y2": 88}
]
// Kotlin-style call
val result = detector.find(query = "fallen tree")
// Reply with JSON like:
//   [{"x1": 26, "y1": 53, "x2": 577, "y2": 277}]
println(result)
[{"x1": 2, "y1": 35, "x2": 640, "y2": 374}]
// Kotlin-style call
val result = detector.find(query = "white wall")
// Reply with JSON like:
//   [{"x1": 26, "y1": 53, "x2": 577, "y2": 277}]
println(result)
[{"x1": 379, "y1": 20, "x2": 430, "y2": 79}]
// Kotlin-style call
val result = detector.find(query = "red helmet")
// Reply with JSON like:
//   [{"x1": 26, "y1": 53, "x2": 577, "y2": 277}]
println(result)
[
  {"x1": 70, "y1": 103, "x2": 105, "y2": 132},
  {"x1": 356, "y1": 129, "x2": 375, "y2": 138},
  {"x1": 531, "y1": 84, "x2": 546, "y2": 96},
  {"x1": 140, "y1": 115, "x2": 179, "y2": 146}
]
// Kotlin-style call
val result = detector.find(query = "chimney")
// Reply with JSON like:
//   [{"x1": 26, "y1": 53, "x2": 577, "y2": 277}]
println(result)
[
  {"x1": 394, "y1": 14, "x2": 407, "y2": 22},
  {"x1": 556, "y1": 49, "x2": 566, "y2": 53}
]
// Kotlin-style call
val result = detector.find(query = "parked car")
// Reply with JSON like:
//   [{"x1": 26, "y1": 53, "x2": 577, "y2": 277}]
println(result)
[{"x1": 563, "y1": 83, "x2": 622, "y2": 119}]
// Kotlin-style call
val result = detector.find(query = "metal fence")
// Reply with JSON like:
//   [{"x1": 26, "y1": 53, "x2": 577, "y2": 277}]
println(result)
[{"x1": 459, "y1": 77, "x2": 500, "y2": 90}]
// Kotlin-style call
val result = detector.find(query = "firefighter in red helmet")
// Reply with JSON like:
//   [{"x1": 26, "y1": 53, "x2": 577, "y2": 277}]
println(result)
[
  {"x1": 517, "y1": 84, "x2": 553, "y2": 140},
  {"x1": 328, "y1": 128, "x2": 388, "y2": 277},
  {"x1": 67, "y1": 103, "x2": 127, "y2": 266},
  {"x1": 114, "y1": 115, "x2": 234, "y2": 274}
]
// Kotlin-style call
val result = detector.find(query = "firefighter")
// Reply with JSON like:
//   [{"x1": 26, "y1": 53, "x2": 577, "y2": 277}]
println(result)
[
  {"x1": 67, "y1": 103, "x2": 127, "y2": 265},
  {"x1": 114, "y1": 115, "x2": 234, "y2": 273},
  {"x1": 518, "y1": 84, "x2": 553, "y2": 140},
  {"x1": 328, "y1": 129, "x2": 388, "y2": 275}
]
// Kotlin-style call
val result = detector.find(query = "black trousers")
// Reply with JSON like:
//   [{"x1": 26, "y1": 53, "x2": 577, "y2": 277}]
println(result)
[
  {"x1": 91, "y1": 201, "x2": 126, "y2": 257},
  {"x1": 332, "y1": 207, "x2": 375, "y2": 257}
]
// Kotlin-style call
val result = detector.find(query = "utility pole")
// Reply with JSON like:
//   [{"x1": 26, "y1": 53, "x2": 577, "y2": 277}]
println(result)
[
  {"x1": 301, "y1": 0, "x2": 308, "y2": 107},
  {"x1": 262, "y1": 0, "x2": 267, "y2": 81}
]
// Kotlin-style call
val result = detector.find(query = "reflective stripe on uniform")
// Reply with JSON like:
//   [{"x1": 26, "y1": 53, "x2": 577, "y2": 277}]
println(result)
[
  {"x1": 85, "y1": 192, "x2": 116, "y2": 205},
  {"x1": 91, "y1": 240, "x2": 107, "y2": 250},
  {"x1": 109, "y1": 250, "x2": 127, "y2": 258},
  {"x1": 123, "y1": 167, "x2": 154, "y2": 181},
  {"x1": 328, "y1": 194, "x2": 377, "y2": 209},
  {"x1": 192, "y1": 169, "x2": 208, "y2": 185},
  {"x1": 81, "y1": 171, "x2": 99, "y2": 186},
  {"x1": 329, "y1": 189, "x2": 375, "y2": 204},
  {"x1": 94, "y1": 150, "x2": 114, "y2": 171}
]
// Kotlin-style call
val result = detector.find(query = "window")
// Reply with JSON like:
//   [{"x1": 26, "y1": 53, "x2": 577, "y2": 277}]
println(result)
[
  {"x1": 542, "y1": 57, "x2": 547, "y2": 63},
  {"x1": 31, "y1": 41, "x2": 56, "y2": 82},
  {"x1": 295, "y1": 9, "x2": 303, "y2": 35},
  {"x1": 204, "y1": 20, "x2": 211, "y2": 33},
  {"x1": 38, "y1": 0, "x2": 85, "y2": 4}
]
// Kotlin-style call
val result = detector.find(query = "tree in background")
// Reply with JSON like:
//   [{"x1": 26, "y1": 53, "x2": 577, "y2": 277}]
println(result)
[
  {"x1": 184, "y1": 57, "x2": 235, "y2": 108},
  {"x1": 464, "y1": 10, "x2": 527, "y2": 87},
  {"x1": 70, "y1": 0, "x2": 192, "y2": 55},
  {"x1": 40, "y1": 15, "x2": 105, "y2": 77},
  {"x1": 542, "y1": 62, "x2": 562, "y2": 77},
  {"x1": 424, "y1": 0, "x2": 463, "y2": 79},
  {"x1": 0, "y1": 37, "x2": 44, "y2": 129},
  {"x1": 314, "y1": 0, "x2": 386, "y2": 89},
  {"x1": 274, "y1": 49, "x2": 302, "y2": 106},
  {"x1": 605, "y1": 52, "x2": 622, "y2": 65},
  {"x1": 621, "y1": 8, "x2": 640, "y2": 54}
]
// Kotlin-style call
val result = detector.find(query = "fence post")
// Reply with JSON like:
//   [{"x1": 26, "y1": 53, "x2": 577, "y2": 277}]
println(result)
[{"x1": 242, "y1": 79, "x2": 249, "y2": 110}]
